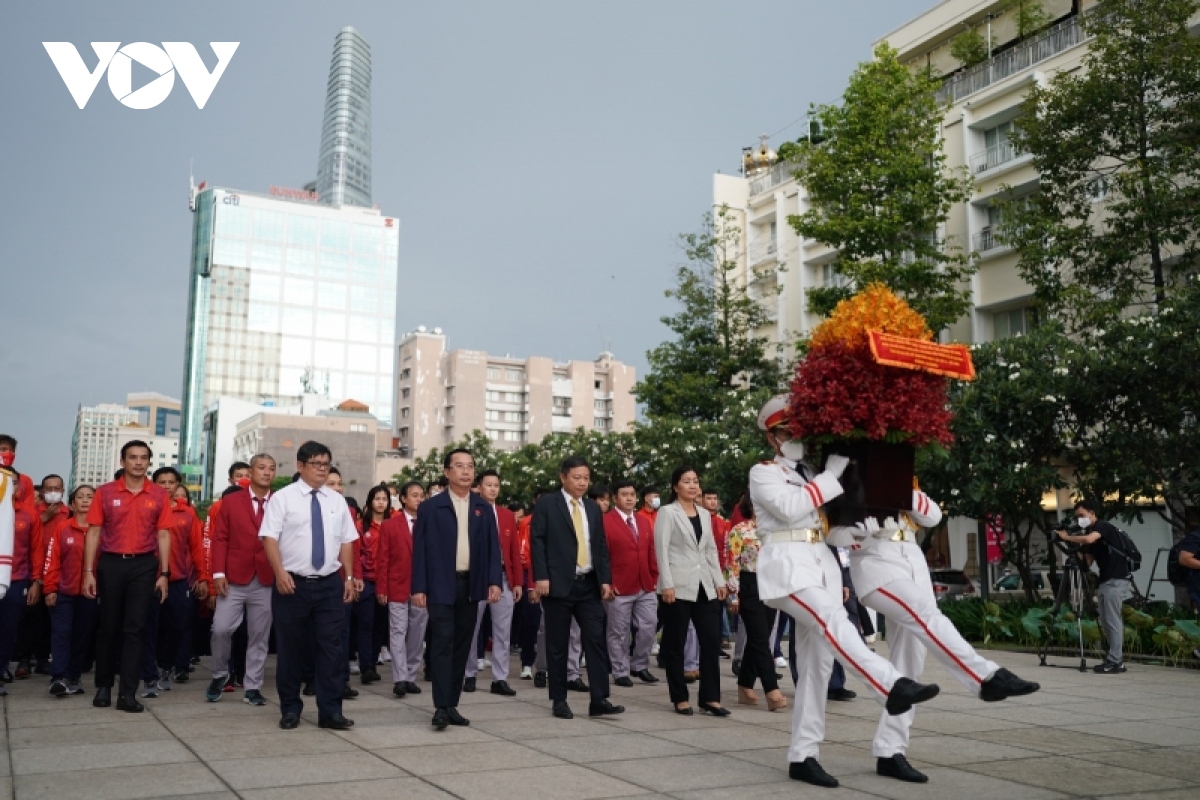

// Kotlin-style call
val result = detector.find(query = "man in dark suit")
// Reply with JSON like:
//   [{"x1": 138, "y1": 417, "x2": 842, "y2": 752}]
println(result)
[
  {"x1": 411, "y1": 448, "x2": 502, "y2": 730},
  {"x1": 531, "y1": 455, "x2": 623, "y2": 719}
]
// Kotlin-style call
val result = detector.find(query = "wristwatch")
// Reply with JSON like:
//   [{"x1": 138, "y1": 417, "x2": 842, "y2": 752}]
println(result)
[{"x1": 161, "y1": 571, "x2": 170, "y2": 579}]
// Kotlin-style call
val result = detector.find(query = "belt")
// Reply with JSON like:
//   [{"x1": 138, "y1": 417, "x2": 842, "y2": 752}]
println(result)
[
  {"x1": 102, "y1": 551, "x2": 156, "y2": 559},
  {"x1": 764, "y1": 528, "x2": 825, "y2": 545},
  {"x1": 455, "y1": 571, "x2": 470, "y2": 578},
  {"x1": 574, "y1": 570, "x2": 594, "y2": 581},
  {"x1": 287, "y1": 571, "x2": 336, "y2": 582},
  {"x1": 875, "y1": 528, "x2": 916, "y2": 543}
]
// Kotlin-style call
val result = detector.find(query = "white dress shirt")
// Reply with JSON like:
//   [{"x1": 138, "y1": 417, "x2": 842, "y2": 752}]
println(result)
[
  {"x1": 562, "y1": 489, "x2": 592, "y2": 575},
  {"x1": 259, "y1": 480, "x2": 359, "y2": 577}
]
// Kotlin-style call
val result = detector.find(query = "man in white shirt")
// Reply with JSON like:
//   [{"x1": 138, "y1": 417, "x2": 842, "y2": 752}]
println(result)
[{"x1": 260, "y1": 441, "x2": 358, "y2": 732}]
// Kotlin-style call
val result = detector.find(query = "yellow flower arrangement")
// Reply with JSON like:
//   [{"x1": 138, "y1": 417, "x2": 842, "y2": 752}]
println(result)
[{"x1": 809, "y1": 282, "x2": 932, "y2": 350}]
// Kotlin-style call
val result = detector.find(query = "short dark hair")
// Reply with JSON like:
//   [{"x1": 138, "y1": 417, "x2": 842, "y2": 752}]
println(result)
[
  {"x1": 506, "y1": 501, "x2": 523, "y2": 513},
  {"x1": 476, "y1": 468, "x2": 500, "y2": 484},
  {"x1": 559, "y1": 455, "x2": 590, "y2": 477},
  {"x1": 69, "y1": 484, "x2": 94, "y2": 504},
  {"x1": 328, "y1": 466, "x2": 341, "y2": 477},
  {"x1": 297, "y1": 441, "x2": 332, "y2": 464},
  {"x1": 533, "y1": 486, "x2": 551, "y2": 501},
  {"x1": 612, "y1": 479, "x2": 637, "y2": 495},
  {"x1": 737, "y1": 493, "x2": 754, "y2": 520},
  {"x1": 399, "y1": 480, "x2": 423, "y2": 499},
  {"x1": 426, "y1": 477, "x2": 449, "y2": 492},
  {"x1": 152, "y1": 466, "x2": 182, "y2": 483},
  {"x1": 114, "y1": 468, "x2": 125, "y2": 480},
  {"x1": 120, "y1": 439, "x2": 152, "y2": 460},
  {"x1": 668, "y1": 466, "x2": 699, "y2": 501},
  {"x1": 640, "y1": 485, "x2": 659, "y2": 499},
  {"x1": 228, "y1": 461, "x2": 251, "y2": 479},
  {"x1": 702, "y1": 487, "x2": 719, "y2": 498},
  {"x1": 1074, "y1": 499, "x2": 1100, "y2": 514},
  {"x1": 588, "y1": 484, "x2": 610, "y2": 500},
  {"x1": 443, "y1": 448, "x2": 474, "y2": 469},
  {"x1": 40, "y1": 474, "x2": 65, "y2": 489},
  {"x1": 0, "y1": 434, "x2": 16, "y2": 449}
]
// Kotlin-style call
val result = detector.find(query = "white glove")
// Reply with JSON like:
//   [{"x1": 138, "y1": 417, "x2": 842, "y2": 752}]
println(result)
[
  {"x1": 824, "y1": 455, "x2": 850, "y2": 479},
  {"x1": 826, "y1": 526, "x2": 858, "y2": 547},
  {"x1": 854, "y1": 517, "x2": 881, "y2": 535},
  {"x1": 881, "y1": 516, "x2": 901, "y2": 531}
]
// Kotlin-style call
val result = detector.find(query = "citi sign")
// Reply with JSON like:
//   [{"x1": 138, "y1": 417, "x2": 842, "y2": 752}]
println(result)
[{"x1": 43, "y1": 42, "x2": 239, "y2": 109}]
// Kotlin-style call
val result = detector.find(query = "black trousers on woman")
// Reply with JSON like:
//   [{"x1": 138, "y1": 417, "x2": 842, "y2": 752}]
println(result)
[
  {"x1": 734, "y1": 573, "x2": 779, "y2": 693},
  {"x1": 659, "y1": 585, "x2": 722, "y2": 705}
]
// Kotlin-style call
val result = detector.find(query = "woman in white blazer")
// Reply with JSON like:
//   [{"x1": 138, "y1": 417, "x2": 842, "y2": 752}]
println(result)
[{"x1": 655, "y1": 466, "x2": 729, "y2": 716}]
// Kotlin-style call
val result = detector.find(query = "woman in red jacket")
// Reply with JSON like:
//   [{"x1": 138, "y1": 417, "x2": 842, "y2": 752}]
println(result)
[
  {"x1": 349, "y1": 484, "x2": 389, "y2": 685},
  {"x1": 44, "y1": 485, "x2": 99, "y2": 696}
]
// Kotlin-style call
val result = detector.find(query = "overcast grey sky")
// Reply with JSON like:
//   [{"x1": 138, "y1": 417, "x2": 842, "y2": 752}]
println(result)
[{"x1": 1, "y1": 0, "x2": 933, "y2": 482}]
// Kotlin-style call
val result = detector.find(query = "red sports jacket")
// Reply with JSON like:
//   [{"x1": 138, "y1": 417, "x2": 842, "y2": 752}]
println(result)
[
  {"x1": 209, "y1": 489, "x2": 274, "y2": 587},
  {"x1": 376, "y1": 513, "x2": 414, "y2": 603},
  {"x1": 494, "y1": 505, "x2": 523, "y2": 590},
  {"x1": 711, "y1": 515, "x2": 731, "y2": 572},
  {"x1": 603, "y1": 508, "x2": 658, "y2": 596}
]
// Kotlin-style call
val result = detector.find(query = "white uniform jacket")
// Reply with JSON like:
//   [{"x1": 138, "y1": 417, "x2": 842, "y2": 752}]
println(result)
[
  {"x1": 826, "y1": 490, "x2": 943, "y2": 599},
  {"x1": 748, "y1": 455, "x2": 844, "y2": 602}
]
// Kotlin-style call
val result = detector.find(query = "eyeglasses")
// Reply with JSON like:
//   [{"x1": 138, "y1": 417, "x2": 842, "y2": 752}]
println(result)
[
  {"x1": 305, "y1": 460, "x2": 332, "y2": 470},
  {"x1": 448, "y1": 462, "x2": 475, "y2": 471}
]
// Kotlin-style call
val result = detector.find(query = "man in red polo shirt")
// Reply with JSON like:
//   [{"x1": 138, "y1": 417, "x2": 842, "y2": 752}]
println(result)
[{"x1": 82, "y1": 440, "x2": 173, "y2": 713}]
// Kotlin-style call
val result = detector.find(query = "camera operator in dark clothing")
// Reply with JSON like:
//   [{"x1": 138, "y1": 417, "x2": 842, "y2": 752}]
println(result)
[{"x1": 1055, "y1": 500, "x2": 1132, "y2": 674}]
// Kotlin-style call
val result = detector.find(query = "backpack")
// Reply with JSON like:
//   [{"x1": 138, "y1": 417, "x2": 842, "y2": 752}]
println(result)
[
  {"x1": 1107, "y1": 525, "x2": 1142, "y2": 574},
  {"x1": 1167, "y1": 531, "x2": 1200, "y2": 587}
]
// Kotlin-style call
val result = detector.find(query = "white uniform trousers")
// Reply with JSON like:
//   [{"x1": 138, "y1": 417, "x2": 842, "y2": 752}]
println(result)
[
  {"x1": 860, "y1": 577, "x2": 999, "y2": 757},
  {"x1": 465, "y1": 574, "x2": 514, "y2": 681},
  {"x1": 764, "y1": 554, "x2": 906, "y2": 762},
  {"x1": 536, "y1": 615, "x2": 581, "y2": 680},
  {"x1": 210, "y1": 577, "x2": 272, "y2": 690},
  {"x1": 606, "y1": 589, "x2": 657, "y2": 677},
  {"x1": 388, "y1": 600, "x2": 428, "y2": 684}
]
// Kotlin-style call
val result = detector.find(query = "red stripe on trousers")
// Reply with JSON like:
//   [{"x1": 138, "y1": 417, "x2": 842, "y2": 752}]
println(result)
[
  {"x1": 788, "y1": 593, "x2": 889, "y2": 697},
  {"x1": 877, "y1": 587, "x2": 983, "y2": 684}
]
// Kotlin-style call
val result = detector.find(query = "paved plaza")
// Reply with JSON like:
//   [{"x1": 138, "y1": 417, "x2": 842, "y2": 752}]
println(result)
[{"x1": 1, "y1": 645, "x2": 1198, "y2": 799}]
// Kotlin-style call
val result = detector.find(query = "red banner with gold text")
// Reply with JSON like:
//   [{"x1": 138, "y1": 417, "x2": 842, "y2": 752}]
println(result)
[{"x1": 867, "y1": 330, "x2": 976, "y2": 381}]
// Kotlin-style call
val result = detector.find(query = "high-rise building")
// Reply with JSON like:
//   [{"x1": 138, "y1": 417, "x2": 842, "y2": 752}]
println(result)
[
  {"x1": 316, "y1": 27, "x2": 372, "y2": 208},
  {"x1": 70, "y1": 403, "x2": 138, "y2": 489},
  {"x1": 125, "y1": 392, "x2": 181, "y2": 437},
  {"x1": 395, "y1": 328, "x2": 636, "y2": 457},
  {"x1": 179, "y1": 186, "x2": 399, "y2": 497}
]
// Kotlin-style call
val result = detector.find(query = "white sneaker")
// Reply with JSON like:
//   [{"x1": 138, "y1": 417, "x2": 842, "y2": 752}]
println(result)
[
  {"x1": 379, "y1": 647, "x2": 392, "y2": 663},
  {"x1": 476, "y1": 658, "x2": 488, "y2": 671},
  {"x1": 349, "y1": 660, "x2": 361, "y2": 675},
  {"x1": 520, "y1": 666, "x2": 533, "y2": 679},
  {"x1": 774, "y1": 656, "x2": 788, "y2": 668},
  {"x1": 651, "y1": 643, "x2": 660, "y2": 655}
]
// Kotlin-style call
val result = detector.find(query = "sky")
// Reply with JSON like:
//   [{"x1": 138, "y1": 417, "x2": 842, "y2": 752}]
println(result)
[{"x1": 0, "y1": 0, "x2": 935, "y2": 482}]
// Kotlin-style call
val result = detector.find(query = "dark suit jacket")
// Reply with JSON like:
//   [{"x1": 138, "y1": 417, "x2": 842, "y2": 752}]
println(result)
[
  {"x1": 531, "y1": 491, "x2": 612, "y2": 598},
  {"x1": 411, "y1": 490, "x2": 502, "y2": 606}
]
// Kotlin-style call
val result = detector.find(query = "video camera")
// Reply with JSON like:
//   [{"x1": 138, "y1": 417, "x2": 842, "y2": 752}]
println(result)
[{"x1": 1051, "y1": 520, "x2": 1084, "y2": 557}]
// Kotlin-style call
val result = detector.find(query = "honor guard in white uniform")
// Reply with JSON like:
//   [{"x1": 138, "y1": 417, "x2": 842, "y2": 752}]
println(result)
[
  {"x1": 830, "y1": 502, "x2": 1040, "y2": 783},
  {"x1": 749, "y1": 395, "x2": 941, "y2": 789}
]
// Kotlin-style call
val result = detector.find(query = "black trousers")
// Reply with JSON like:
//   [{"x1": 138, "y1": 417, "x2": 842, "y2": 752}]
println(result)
[
  {"x1": 95, "y1": 552, "x2": 158, "y2": 697},
  {"x1": 517, "y1": 594, "x2": 541, "y2": 668},
  {"x1": 659, "y1": 585, "x2": 722, "y2": 705},
  {"x1": 15, "y1": 596, "x2": 51, "y2": 666},
  {"x1": 735, "y1": 573, "x2": 779, "y2": 693},
  {"x1": 273, "y1": 573, "x2": 344, "y2": 721},
  {"x1": 427, "y1": 574, "x2": 478, "y2": 710},
  {"x1": 542, "y1": 573, "x2": 609, "y2": 704},
  {"x1": 49, "y1": 594, "x2": 98, "y2": 681}
]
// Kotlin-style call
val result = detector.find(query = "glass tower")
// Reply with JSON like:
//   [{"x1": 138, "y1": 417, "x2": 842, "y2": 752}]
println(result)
[
  {"x1": 179, "y1": 187, "x2": 398, "y2": 496},
  {"x1": 316, "y1": 27, "x2": 372, "y2": 208}
]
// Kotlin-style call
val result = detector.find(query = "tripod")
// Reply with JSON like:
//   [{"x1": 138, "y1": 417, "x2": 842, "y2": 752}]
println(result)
[{"x1": 1039, "y1": 549, "x2": 1090, "y2": 672}]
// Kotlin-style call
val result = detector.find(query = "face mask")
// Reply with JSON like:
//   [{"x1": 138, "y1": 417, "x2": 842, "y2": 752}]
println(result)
[
  {"x1": 43, "y1": 491, "x2": 64, "y2": 505},
  {"x1": 648, "y1": 497, "x2": 661, "y2": 511},
  {"x1": 174, "y1": 497, "x2": 189, "y2": 508},
  {"x1": 780, "y1": 439, "x2": 806, "y2": 462},
  {"x1": 390, "y1": 496, "x2": 401, "y2": 510},
  {"x1": 1076, "y1": 516, "x2": 1091, "y2": 529},
  {"x1": 235, "y1": 477, "x2": 251, "y2": 489},
  {"x1": 0, "y1": 452, "x2": 13, "y2": 467}
]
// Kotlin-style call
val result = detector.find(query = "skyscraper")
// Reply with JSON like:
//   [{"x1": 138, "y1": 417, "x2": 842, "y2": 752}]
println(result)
[{"x1": 316, "y1": 27, "x2": 372, "y2": 208}]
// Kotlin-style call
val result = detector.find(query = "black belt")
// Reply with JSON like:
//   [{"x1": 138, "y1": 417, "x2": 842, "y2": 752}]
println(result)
[
  {"x1": 574, "y1": 571, "x2": 594, "y2": 581},
  {"x1": 102, "y1": 551, "x2": 156, "y2": 559},
  {"x1": 455, "y1": 571, "x2": 470, "y2": 578},
  {"x1": 287, "y1": 572, "x2": 337, "y2": 582}
]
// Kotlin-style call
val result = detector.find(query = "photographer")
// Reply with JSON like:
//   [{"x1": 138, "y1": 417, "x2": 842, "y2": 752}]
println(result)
[{"x1": 1055, "y1": 500, "x2": 1132, "y2": 674}]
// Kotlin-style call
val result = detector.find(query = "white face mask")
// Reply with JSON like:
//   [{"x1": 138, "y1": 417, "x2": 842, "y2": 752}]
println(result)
[
  {"x1": 648, "y1": 497, "x2": 661, "y2": 510},
  {"x1": 389, "y1": 496, "x2": 401, "y2": 510},
  {"x1": 43, "y1": 491, "x2": 64, "y2": 505},
  {"x1": 1076, "y1": 516, "x2": 1091, "y2": 529},
  {"x1": 780, "y1": 439, "x2": 806, "y2": 462}
]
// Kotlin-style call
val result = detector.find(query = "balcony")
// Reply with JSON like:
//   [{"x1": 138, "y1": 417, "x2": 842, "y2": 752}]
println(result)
[
  {"x1": 749, "y1": 160, "x2": 799, "y2": 197},
  {"x1": 936, "y1": 15, "x2": 1085, "y2": 105},
  {"x1": 973, "y1": 227, "x2": 1004, "y2": 252},
  {"x1": 971, "y1": 140, "x2": 1023, "y2": 173}
]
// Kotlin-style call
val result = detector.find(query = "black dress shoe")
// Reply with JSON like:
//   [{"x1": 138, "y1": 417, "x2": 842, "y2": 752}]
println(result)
[
  {"x1": 790, "y1": 757, "x2": 838, "y2": 788},
  {"x1": 885, "y1": 677, "x2": 940, "y2": 716},
  {"x1": 361, "y1": 669, "x2": 381, "y2": 685},
  {"x1": 116, "y1": 694, "x2": 144, "y2": 713},
  {"x1": 432, "y1": 708, "x2": 449, "y2": 730},
  {"x1": 979, "y1": 668, "x2": 1040, "y2": 702},
  {"x1": 403, "y1": 681, "x2": 421, "y2": 694},
  {"x1": 342, "y1": 682, "x2": 359, "y2": 700},
  {"x1": 491, "y1": 680, "x2": 516, "y2": 696},
  {"x1": 674, "y1": 703, "x2": 694, "y2": 715},
  {"x1": 552, "y1": 700, "x2": 574, "y2": 719},
  {"x1": 279, "y1": 713, "x2": 300, "y2": 730},
  {"x1": 302, "y1": 683, "x2": 316, "y2": 696},
  {"x1": 614, "y1": 676, "x2": 633, "y2": 687},
  {"x1": 698, "y1": 702, "x2": 731, "y2": 717},
  {"x1": 588, "y1": 699, "x2": 625, "y2": 717},
  {"x1": 318, "y1": 714, "x2": 355, "y2": 730},
  {"x1": 463, "y1": 677, "x2": 476, "y2": 693},
  {"x1": 392, "y1": 682, "x2": 406, "y2": 698},
  {"x1": 633, "y1": 669, "x2": 659, "y2": 684},
  {"x1": 877, "y1": 754, "x2": 928, "y2": 783},
  {"x1": 445, "y1": 707, "x2": 469, "y2": 726},
  {"x1": 731, "y1": 659, "x2": 741, "y2": 676},
  {"x1": 566, "y1": 678, "x2": 589, "y2": 693},
  {"x1": 93, "y1": 687, "x2": 112, "y2": 707},
  {"x1": 827, "y1": 687, "x2": 857, "y2": 702},
  {"x1": 533, "y1": 670, "x2": 547, "y2": 688}
]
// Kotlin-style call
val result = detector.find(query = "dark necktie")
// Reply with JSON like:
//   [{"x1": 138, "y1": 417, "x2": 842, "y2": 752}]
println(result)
[
  {"x1": 627, "y1": 515, "x2": 638, "y2": 543},
  {"x1": 253, "y1": 497, "x2": 264, "y2": 527},
  {"x1": 310, "y1": 489, "x2": 325, "y2": 571}
]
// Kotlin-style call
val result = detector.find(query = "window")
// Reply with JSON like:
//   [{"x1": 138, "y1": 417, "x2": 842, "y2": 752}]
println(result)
[
  {"x1": 594, "y1": 418, "x2": 610, "y2": 431},
  {"x1": 400, "y1": 407, "x2": 410, "y2": 419},
  {"x1": 594, "y1": 399, "x2": 608, "y2": 412},
  {"x1": 992, "y1": 306, "x2": 1037, "y2": 340},
  {"x1": 553, "y1": 397, "x2": 571, "y2": 416},
  {"x1": 486, "y1": 409, "x2": 500, "y2": 421},
  {"x1": 321, "y1": 220, "x2": 350, "y2": 251},
  {"x1": 349, "y1": 423, "x2": 367, "y2": 433},
  {"x1": 487, "y1": 366, "x2": 501, "y2": 380},
  {"x1": 401, "y1": 387, "x2": 410, "y2": 399},
  {"x1": 594, "y1": 380, "x2": 601, "y2": 389},
  {"x1": 288, "y1": 215, "x2": 318, "y2": 248},
  {"x1": 250, "y1": 244, "x2": 283, "y2": 272},
  {"x1": 505, "y1": 368, "x2": 524, "y2": 382},
  {"x1": 822, "y1": 264, "x2": 848, "y2": 288},
  {"x1": 285, "y1": 248, "x2": 316, "y2": 276},
  {"x1": 504, "y1": 430, "x2": 523, "y2": 442},
  {"x1": 254, "y1": 210, "x2": 286, "y2": 242},
  {"x1": 486, "y1": 429, "x2": 500, "y2": 441}
]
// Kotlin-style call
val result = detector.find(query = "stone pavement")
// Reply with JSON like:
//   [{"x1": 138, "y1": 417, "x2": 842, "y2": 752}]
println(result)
[{"x1": 1, "y1": 646, "x2": 1198, "y2": 800}]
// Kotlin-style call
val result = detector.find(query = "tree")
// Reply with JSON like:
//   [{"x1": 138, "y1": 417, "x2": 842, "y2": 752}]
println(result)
[
  {"x1": 1004, "y1": 0, "x2": 1200, "y2": 331},
  {"x1": 1005, "y1": 0, "x2": 1051, "y2": 41},
  {"x1": 790, "y1": 43, "x2": 977, "y2": 333},
  {"x1": 950, "y1": 30, "x2": 989, "y2": 67},
  {"x1": 634, "y1": 206, "x2": 785, "y2": 421}
]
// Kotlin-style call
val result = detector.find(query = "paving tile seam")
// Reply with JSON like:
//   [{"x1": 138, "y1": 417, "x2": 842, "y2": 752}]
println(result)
[
  {"x1": 144, "y1": 696, "x2": 252, "y2": 800},
  {"x1": 2, "y1": 700, "x2": 12, "y2": 800},
  {"x1": 951, "y1": 757, "x2": 1196, "y2": 794}
]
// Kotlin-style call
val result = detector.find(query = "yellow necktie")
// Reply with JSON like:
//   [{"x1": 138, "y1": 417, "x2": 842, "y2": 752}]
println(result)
[{"x1": 572, "y1": 499, "x2": 587, "y2": 568}]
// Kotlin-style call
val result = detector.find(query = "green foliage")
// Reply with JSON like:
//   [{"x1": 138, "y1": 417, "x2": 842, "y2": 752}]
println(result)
[
  {"x1": 950, "y1": 29, "x2": 989, "y2": 67},
  {"x1": 634, "y1": 206, "x2": 785, "y2": 422},
  {"x1": 1005, "y1": 0, "x2": 1200, "y2": 330},
  {"x1": 1005, "y1": 0, "x2": 1051, "y2": 40},
  {"x1": 790, "y1": 43, "x2": 977, "y2": 332}
]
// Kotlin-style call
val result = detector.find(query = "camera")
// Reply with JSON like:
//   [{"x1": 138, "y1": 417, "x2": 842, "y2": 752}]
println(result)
[{"x1": 1051, "y1": 521, "x2": 1084, "y2": 555}]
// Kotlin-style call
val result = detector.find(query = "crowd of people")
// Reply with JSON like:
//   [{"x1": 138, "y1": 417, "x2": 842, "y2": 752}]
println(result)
[{"x1": 0, "y1": 402, "x2": 1045, "y2": 787}]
